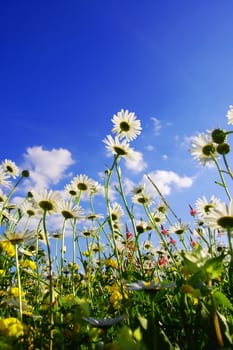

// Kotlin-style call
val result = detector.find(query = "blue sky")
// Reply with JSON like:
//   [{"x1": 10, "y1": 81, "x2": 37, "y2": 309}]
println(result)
[{"x1": 1, "y1": 0, "x2": 233, "y2": 234}]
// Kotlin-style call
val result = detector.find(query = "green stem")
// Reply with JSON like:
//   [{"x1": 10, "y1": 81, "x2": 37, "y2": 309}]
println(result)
[
  {"x1": 60, "y1": 218, "x2": 67, "y2": 294},
  {"x1": 42, "y1": 210, "x2": 54, "y2": 350},
  {"x1": 15, "y1": 244, "x2": 23, "y2": 321},
  {"x1": 0, "y1": 175, "x2": 25, "y2": 223},
  {"x1": 212, "y1": 156, "x2": 231, "y2": 200}
]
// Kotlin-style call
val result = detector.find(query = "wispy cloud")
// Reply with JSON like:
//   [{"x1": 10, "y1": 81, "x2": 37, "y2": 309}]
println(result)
[
  {"x1": 151, "y1": 117, "x2": 162, "y2": 135},
  {"x1": 143, "y1": 170, "x2": 193, "y2": 196},
  {"x1": 145, "y1": 145, "x2": 154, "y2": 151},
  {"x1": 22, "y1": 146, "x2": 74, "y2": 189},
  {"x1": 125, "y1": 151, "x2": 147, "y2": 173}
]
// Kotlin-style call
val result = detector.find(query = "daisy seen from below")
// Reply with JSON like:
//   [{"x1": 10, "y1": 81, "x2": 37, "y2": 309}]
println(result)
[
  {"x1": 0, "y1": 168, "x2": 11, "y2": 188},
  {"x1": 31, "y1": 189, "x2": 62, "y2": 214},
  {"x1": 169, "y1": 222, "x2": 189, "y2": 235},
  {"x1": 2, "y1": 229, "x2": 36, "y2": 245},
  {"x1": 103, "y1": 135, "x2": 135, "y2": 159},
  {"x1": 0, "y1": 189, "x2": 7, "y2": 203},
  {"x1": 132, "y1": 190, "x2": 153, "y2": 206},
  {"x1": 71, "y1": 174, "x2": 95, "y2": 194},
  {"x1": 151, "y1": 210, "x2": 166, "y2": 225},
  {"x1": 135, "y1": 219, "x2": 152, "y2": 234},
  {"x1": 80, "y1": 225, "x2": 98, "y2": 238},
  {"x1": 204, "y1": 200, "x2": 233, "y2": 230},
  {"x1": 1, "y1": 159, "x2": 20, "y2": 178},
  {"x1": 143, "y1": 240, "x2": 154, "y2": 251},
  {"x1": 195, "y1": 195, "x2": 224, "y2": 221},
  {"x1": 64, "y1": 183, "x2": 79, "y2": 197},
  {"x1": 109, "y1": 202, "x2": 124, "y2": 221},
  {"x1": 111, "y1": 109, "x2": 142, "y2": 141},
  {"x1": 58, "y1": 200, "x2": 83, "y2": 220},
  {"x1": 20, "y1": 200, "x2": 41, "y2": 218},
  {"x1": 226, "y1": 105, "x2": 233, "y2": 125},
  {"x1": 190, "y1": 132, "x2": 219, "y2": 167}
]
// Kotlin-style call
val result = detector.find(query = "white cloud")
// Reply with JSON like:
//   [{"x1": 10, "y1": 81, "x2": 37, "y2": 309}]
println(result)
[
  {"x1": 151, "y1": 117, "x2": 161, "y2": 135},
  {"x1": 23, "y1": 146, "x2": 74, "y2": 189},
  {"x1": 145, "y1": 145, "x2": 154, "y2": 151},
  {"x1": 162, "y1": 154, "x2": 168, "y2": 160},
  {"x1": 123, "y1": 177, "x2": 136, "y2": 195},
  {"x1": 125, "y1": 150, "x2": 147, "y2": 173},
  {"x1": 143, "y1": 170, "x2": 193, "y2": 196}
]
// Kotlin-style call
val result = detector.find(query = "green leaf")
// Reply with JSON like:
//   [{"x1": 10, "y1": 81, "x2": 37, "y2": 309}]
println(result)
[
  {"x1": 213, "y1": 290, "x2": 233, "y2": 311},
  {"x1": 203, "y1": 254, "x2": 225, "y2": 280}
]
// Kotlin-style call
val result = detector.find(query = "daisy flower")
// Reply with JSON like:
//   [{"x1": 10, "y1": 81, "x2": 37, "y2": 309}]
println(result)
[
  {"x1": 169, "y1": 222, "x2": 189, "y2": 235},
  {"x1": 126, "y1": 280, "x2": 175, "y2": 291},
  {"x1": 135, "y1": 219, "x2": 152, "y2": 234},
  {"x1": 151, "y1": 210, "x2": 166, "y2": 225},
  {"x1": 109, "y1": 202, "x2": 124, "y2": 221},
  {"x1": 195, "y1": 196, "x2": 224, "y2": 220},
  {"x1": 0, "y1": 189, "x2": 7, "y2": 203},
  {"x1": 82, "y1": 315, "x2": 125, "y2": 329},
  {"x1": 103, "y1": 135, "x2": 135, "y2": 159},
  {"x1": 132, "y1": 191, "x2": 153, "y2": 206},
  {"x1": 0, "y1": 168, "x2": 11, "y2": 188},
  {"x1": 204, "y1": 200, "x2": 233, "y2": 229},
  {"x1": 1, "y1": 159, "x2": 20, "y2": 178},
  {"x1": 111, "y1": 109, "x2": 142, "y2": 141},
  {"x1": 226, "y1": 105, "x2": 233, "y2": 125},
  {"x1": 190, "y1": 132, "x2": 219, "y2": 167},
  {"x1": 2, "y1": 230, "x2": 36, "y2": 245},
  {"x1": 31, "y1": 189, "x2": 62, "y2": 213},
  {"x1": 80, "y1": 226, "x2": 98, "y2": 238},
  {"x1": 89, "y1": 180, "x2": 102, "y2": 195},
  {"x1": 85, "y1": 211, "x2": 104, "y2": 221},
  {"x1": 64, "y1": 183, "x2": 79, "y2": 197},
  {"x1": 143, "y1": 240, "x2": 154, "y2": 251},
  {"x1": 58, "y1": 200, "x2": 83, "y2": 220},
  {"x1": 71, "y1": 174, "x2": 95, "y2": 193},
  {"x1": 20, "y1": 200, "x2": 40, "y2": 218}
]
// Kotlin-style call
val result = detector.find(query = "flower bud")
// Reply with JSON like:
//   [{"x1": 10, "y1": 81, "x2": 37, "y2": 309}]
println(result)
[
  {"x1": 216, "y1": 143, "x2": 230, "y2": 155},
  {"x1": 211, "y1": 128, "x2": 226, "y2": 144},
  {"x1": 21, "y1": 170, "x2": 30, "y2": 177}
]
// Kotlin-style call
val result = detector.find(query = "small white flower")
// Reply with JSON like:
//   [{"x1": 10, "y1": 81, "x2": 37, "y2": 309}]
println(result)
[
  {"x1": 132, "y1": 191, "x2": 153, "y2": 206},
  {"x1": 151, "y1": 210, "x2": 166, "y2": 225},
  {"x1": 71, "y1": 174, "x2": 95, "y2": 194},
  {"x1": 20, "y1": 200, "x2": 41, "y2": 218},
  {"x1": 111, "y1": 109, "x2": 142, "y2": 141},
  {"x1": 31, "y1": 189, "x2": 62, "y2": 214},
  {"x1": 143, "y1": 240, "x2": 154, "y2": 251},
  {"x1": 103, "y1": 135, "x2": 135, "y2": 159},
  {"x1": 58, "y1": 200, "x2": 83, "y2": 220},
  {"x1": 82, "y1": 315, "x2": 125, "y2": 328},
  {"x1": 109, "y1": 202, "x2": 124, "y2": 221},
  {"x1": 0, "y1": 189, "x2": 7, "y2": 203},
  {"x1": 190, "y1": 132, "x2": 218, "y2": 167},
  {"x1": 126, "y1": 280, "x2": 176, "y2": 291},
  {"x1": 205, "y1": 200, "x2": 233, "y2": 230},
  {"x1": 169, "y1": 222, "x2": 189, "y2": 235},
  {"x1": 226, "y1": 105, "x2": 233, "y2": 125},
  {"x1": 0, "y1": 168, "x2": 11, "y2": 188},
  {"x1": 195, "y1": 196, "x2": 224, "y2": 220},
  {"x1": 1, "y1": 159, "x2": 20, "y2": 178}
]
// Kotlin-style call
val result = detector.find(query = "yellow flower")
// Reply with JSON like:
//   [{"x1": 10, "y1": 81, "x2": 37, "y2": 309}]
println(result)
[
  {"x1": 105, "y1": 258, "x2": 118, "y2": 269},
  {"x1": 20, "y1": 259, "x2": 37, "y2": 270},
  {"x1": 108, "y1": 282, "x2": 127, "y2": 309},
  {"x1": 10, "y1": 287, "x2": 26, "y2": 298},
  {"x1": 0, "y1": 269, "x2": 5, "y2": 276},
  {"x1": 0, "y1": 241, "x2": 15, "y2": 257},
  {"x1": 82, "y1": 250, "x2": 89, "y2": 257},
  {"x1": 110, "y1": 290, "x2": 123, "y2": 309},
  {"x1": 0, "y1": 317, "x2": 24, "y2": 337}
]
